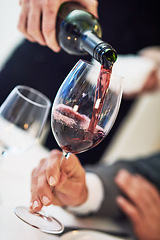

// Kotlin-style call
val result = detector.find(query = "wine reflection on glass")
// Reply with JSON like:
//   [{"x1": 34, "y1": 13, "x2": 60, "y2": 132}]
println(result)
[{"x1": 14, "y1": 60, "x2": 123, "y2": 234}]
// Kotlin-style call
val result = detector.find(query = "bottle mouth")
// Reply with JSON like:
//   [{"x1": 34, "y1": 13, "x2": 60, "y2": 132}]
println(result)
[
  {"x1": 104, "y1": 49, "x2": 117, "y2": 63},
  {"x1": 102, "y1": 50, "x2": 117, "y2": 69},
  {"x1": 93, "y1": 42, "x2": 117, "y2": 69}
]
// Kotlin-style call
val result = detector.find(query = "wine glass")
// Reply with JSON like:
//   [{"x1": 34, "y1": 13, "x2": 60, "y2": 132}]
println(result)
[
  {"x1": 51, "y1": 59, "x2": 123, "y2": 160},
  {"x1": 14, "y1": 60, "x2": 123, "y2": 234},
  {"x1": 0, "y1": 85, "x2": 51, "y2": 157}
]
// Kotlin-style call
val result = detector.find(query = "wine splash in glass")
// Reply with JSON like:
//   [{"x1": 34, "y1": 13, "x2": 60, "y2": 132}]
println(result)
[{"x1": 51, "y1": 60, "x2": 123, "y2": 158}]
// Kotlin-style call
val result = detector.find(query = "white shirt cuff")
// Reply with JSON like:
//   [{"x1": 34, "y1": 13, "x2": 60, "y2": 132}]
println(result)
[
  {"x1": 112, "y1": 54, "x2": 157, "y2": 94},
  {"x1": 67, "y1": 172, "x2": 104, "y2": 215}
]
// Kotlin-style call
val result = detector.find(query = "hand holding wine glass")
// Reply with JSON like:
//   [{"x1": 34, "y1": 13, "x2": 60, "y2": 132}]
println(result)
[
  {"x1": 30, "y1": 59, "x2": 123, "y2": 211},
  {"x1": 14, "y1": 59, "x2": 123, "y2": 234},
  {"x1": 30, "y1": 149, "x2": 88, "y2": 209}
]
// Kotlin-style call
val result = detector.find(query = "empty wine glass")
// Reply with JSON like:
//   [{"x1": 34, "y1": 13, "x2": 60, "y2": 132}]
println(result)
[
  {"x1": 14, "y1": 60, "x2": 123, "y2": 234},
  {"x1": 0, "y1": 85, "x2": 51, "y2": 157},
  {"x1": 0, "y1": 85, "x2": 61, "y2": 232}
]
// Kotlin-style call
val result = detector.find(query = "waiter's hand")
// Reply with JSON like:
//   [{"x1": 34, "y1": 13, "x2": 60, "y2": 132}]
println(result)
[{"x1": 18, "y1": 0, "x2": 98, "y2": 52}]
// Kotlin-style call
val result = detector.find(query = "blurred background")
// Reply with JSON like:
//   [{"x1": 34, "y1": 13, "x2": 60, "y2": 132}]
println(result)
[{"x1": 0, "y1": 0, "x2": 22, "y2": 69}]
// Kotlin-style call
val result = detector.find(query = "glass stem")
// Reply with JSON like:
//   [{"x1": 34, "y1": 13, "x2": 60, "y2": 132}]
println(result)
[
  {"x1": 60, "y1": 151, "x2": 71, "y2": 167},
  {"x1": 50, "y1": 151, "x2": 70, "y2": 196},
  {"x1": 0, "y1": 146, "x2": 6, "y2": 159}
]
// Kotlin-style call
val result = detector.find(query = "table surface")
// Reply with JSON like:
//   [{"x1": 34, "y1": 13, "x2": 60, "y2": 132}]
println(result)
[{"x1": 0, "y1": 143, "x2": 131, "y2": 240}]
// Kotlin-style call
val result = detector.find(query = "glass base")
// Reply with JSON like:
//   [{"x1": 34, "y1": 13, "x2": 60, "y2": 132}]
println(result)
[{"x1": 14, "y1": 206, "x2": 64, "y2": 234}]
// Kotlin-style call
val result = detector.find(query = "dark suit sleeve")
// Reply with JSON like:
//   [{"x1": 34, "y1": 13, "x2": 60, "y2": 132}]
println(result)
[{"x1": 85, "y1": 152, "x2": 160, "y2": 219}]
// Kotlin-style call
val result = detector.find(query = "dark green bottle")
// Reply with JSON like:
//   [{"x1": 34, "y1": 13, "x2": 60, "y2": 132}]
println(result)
[{"x1": 57, "y1": 2, "x2": 117, "y2": 69}]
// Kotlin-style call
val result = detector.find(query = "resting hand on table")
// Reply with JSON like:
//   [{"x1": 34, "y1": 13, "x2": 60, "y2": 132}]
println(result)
[
  {"x1": 18, "y1": 0, "x2": 98, "y2": 52},
  {"x1": 30, "y1": 149, "x2": 87, "y2": 212},
  {"x1": 115, "y1": 170, "x2": 160, "y2": 240}
]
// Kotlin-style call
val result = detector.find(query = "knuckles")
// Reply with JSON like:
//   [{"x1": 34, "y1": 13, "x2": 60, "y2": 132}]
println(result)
[
  {"x1": 20, "y1": 0, "x2": 30, "y2": 4},
  {"x1": 43, "y1": 0, "x2": 55, "y2": 8}
]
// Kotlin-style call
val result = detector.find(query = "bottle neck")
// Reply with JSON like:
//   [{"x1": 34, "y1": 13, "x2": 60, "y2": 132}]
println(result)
[{"x1": 81, "y1": 31, "x2": 117, "y2": 69}]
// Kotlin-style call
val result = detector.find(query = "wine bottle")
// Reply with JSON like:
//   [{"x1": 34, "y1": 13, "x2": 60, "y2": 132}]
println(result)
[{"x1": 57, "y1": 2, "x2": 117, "y2": 69}]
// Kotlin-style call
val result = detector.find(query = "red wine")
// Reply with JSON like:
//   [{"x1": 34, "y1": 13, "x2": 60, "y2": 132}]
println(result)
[
  {"x1": 88, "y1": 65, "x2": 111, "y2": 133},
  {"x1": 52, "y1": 104, "x2": 105, "y2": 154},
  {"x1": 52, "y1": 63, "x2": 112, "y2": 154}
]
